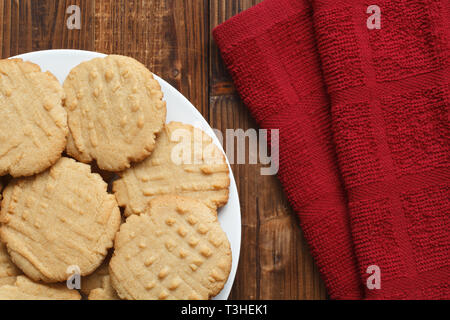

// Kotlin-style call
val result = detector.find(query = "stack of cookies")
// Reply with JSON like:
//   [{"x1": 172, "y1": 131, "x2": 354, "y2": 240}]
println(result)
[{"x1": 0, "y1": 55, "x2": 232, "y2": 300}]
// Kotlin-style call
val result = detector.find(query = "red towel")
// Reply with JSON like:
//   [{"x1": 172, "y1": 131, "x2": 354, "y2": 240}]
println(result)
[{"x1": 214, "y1": 0, "x2": 449, "y2": 299}]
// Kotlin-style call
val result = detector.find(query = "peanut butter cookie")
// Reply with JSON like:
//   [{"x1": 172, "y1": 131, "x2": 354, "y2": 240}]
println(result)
[
  {"x1": 63, "y1": 55, "x2": 166, "y2": 171},
  {"x1": 113, "y1": 122, "x2": 230, "y2": 216},
  {"x1": 0, "y1": 157, "x2": 121, "y2": 282},
  {"x1": 0, "y1": 275, "x2": 80, "y2": 300},
  {"x1": 110, "y1": 196, "x2": 232, "y2": 300},
  {"x1": 0, "y1": 59, "x2": 68, "y2": 177}
]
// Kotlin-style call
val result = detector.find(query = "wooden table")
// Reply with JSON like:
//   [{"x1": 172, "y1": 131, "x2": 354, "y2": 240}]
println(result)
[{"x1": 0, "y1": 0, "x2": 327, "y2": 300}]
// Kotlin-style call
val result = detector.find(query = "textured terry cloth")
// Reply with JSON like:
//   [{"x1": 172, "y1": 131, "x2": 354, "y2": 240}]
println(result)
[
  {"x1": 213, "y1": 0, "x2": 364, "y2": 299},
  {"x1": 215, "y1": 0, "x2": 450, "y2": 300},
  {"x1": 311, "y1": 0, "x2": 449, "y2": 299}
]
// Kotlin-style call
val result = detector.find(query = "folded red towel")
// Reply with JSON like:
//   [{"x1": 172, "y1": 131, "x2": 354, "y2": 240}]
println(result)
[
  {"x1": 214, "y1": 0, "x2": 449, "y2": 299},
  {"x1": 214, "y1": 0, "x2": 364, "y2": 300},
  {"x1": 311, "y1": 0, "x2": 449, "y2": 299}
]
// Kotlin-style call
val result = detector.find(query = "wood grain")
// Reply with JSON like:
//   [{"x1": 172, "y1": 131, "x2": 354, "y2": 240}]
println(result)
[{"x1": 0, "y1": 0, "x2": 327, "y2": 300}]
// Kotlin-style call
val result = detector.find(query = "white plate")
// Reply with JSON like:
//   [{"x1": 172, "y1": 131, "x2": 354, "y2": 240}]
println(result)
[{"x1": 12, "y1": 49, "x2": 241, "y2": 300}]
